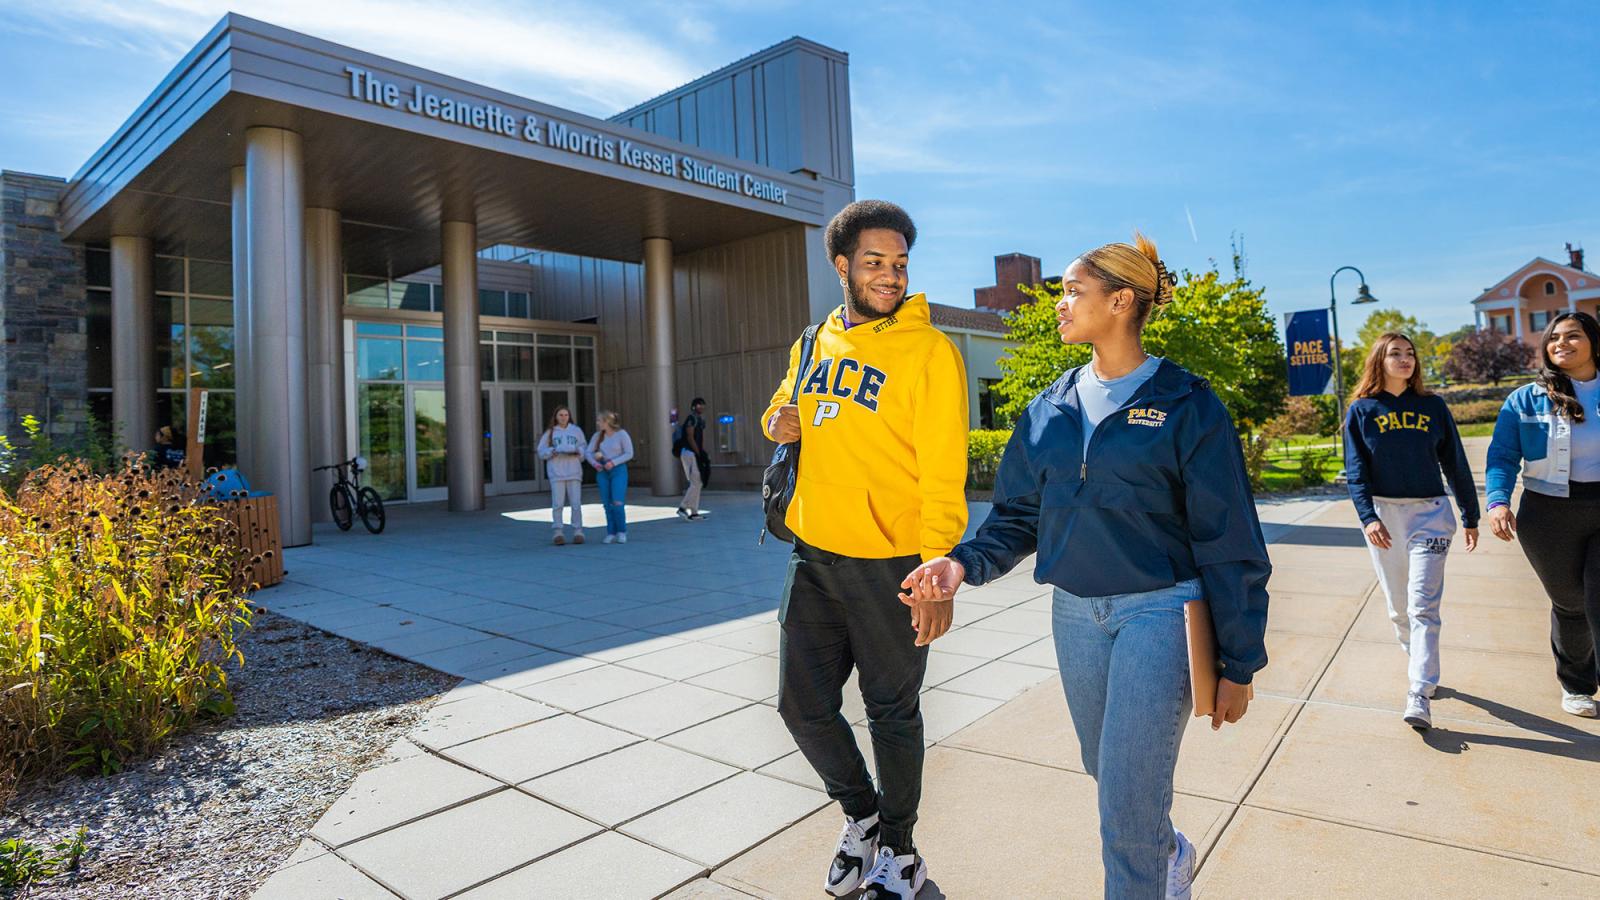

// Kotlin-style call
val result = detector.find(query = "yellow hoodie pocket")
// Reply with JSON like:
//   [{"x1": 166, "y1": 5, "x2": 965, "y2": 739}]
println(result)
[{"x1": 789, "y1": 474, "x2": 898, "y2": 558}]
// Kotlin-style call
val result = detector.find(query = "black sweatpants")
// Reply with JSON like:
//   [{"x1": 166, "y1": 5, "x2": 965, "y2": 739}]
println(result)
[
  {"x1": 1517, "y1": 483, "x2": 1600, "y2": 696},
  {"x1": 776, "y1": 540, "x2": 927, "y2": 853}
]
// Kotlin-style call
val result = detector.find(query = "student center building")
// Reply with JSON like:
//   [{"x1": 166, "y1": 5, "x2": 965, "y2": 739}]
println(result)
[{"x1": 0, "y1": 15, "x2": 856, "y2": 545}]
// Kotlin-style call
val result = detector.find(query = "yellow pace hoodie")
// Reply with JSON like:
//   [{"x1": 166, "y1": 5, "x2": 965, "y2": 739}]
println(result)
[{"x1": 761, "y1": 293, "x2": 969, "y2": 561}]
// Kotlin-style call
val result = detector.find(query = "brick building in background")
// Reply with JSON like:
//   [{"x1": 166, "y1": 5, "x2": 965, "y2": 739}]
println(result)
[{"x1": 1472, "y1": 243, "x2": 1597, "y2": 349}]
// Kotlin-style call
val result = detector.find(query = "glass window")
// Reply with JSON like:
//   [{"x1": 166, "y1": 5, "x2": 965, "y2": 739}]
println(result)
[
  {"x1": 480, "y1": 330, "x2": 494, "y2": 341},
  {"x1": 156, "y1": 296, "x2": 184, "y2": 389},
  {"x1": 395, "y1": 281, "x2": 432, "y2": 311},
  {"x1": 574, "y1": 348, "x2": 595, "y2": 383},
  {"x1": 406, "y1": 325, "x2": 443, "y2": 339},
  {"x1": 496, "y1": 331, "x2": 533, "y2": 343},
  {"x1": 357, "y1": 337, "x2": 403, "y2": 380},
  {"x1": 480, "y1": 343, "x2": 496, "y2": 381},
  {"x1": 1545, "y1": 281, "x2": 1557, "y2": 296},
  {"x1": 574, "y1": 335, "x2": 595, "y2": 347},
  {"x1": 358, "y1": 384, "x2": 407, "y2": 500},
  {"x1": 154, "y1": 256, "x2": 185, "y2": 293},
  {"x1": 478, "y1": 289, "x2": 507, "y2": 318},
  {"x1": 497, "y1": 343, "x2": 535, "y2": 382},
  {"x1": 188, "y1": 297, "x2": 234, "y2": 388},
  {"x1": 85, "y1": 247, "x2": 110, "y2": 288},
  {"x1": 538, "y1": 333, "x2": 572, "y2": 346},
  {"x1": 575, "y1": 386, "x2": 597, "y2": 445},
  {"x1": 346, "y1": 275, "x2": 390, "y2": 308},
  {"x1": 198, "y1": 391, "x2": 237, "y2": 469},
  {"x1": 357, "y1": 322, "x2": 404, "y2": 337},
  {"x1": 87, "y1": 289, "x2": 111, "y2": 389},
  {"x1": 406, "y1": 339, "x2": 444, "y2": 381},
  {"x1": 537, "y1": 346, "x2": 572, "y2": 382},
  {"x1": 156, "y1": 391, "x2": 186, "y2": 448},
  {"x1": 189, "y1": 260, "x2": 231, "y2": 297},
  {"x1": 507, "y1": 291, "x2": 529, "y2": 318}
]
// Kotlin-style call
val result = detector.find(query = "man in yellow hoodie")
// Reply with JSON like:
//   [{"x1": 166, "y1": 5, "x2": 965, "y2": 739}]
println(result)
[{"x1": 762, "y1": 200, "x2": 968, "y2": 900}]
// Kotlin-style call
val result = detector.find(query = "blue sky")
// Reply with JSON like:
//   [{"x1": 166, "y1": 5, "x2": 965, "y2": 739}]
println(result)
[{"x1": 2, "y1": 1, "x2": 1596, "y2": 335}]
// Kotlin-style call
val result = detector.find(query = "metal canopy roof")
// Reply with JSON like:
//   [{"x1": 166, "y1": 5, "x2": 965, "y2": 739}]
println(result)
[{"x1": 61, "y1": 15, "x2": 826, "y2": 276}]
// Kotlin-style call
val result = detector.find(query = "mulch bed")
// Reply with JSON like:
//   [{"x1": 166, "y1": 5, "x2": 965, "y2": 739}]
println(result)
[{"x1": 3, "y1": 608, "x2": 458, "y2": 899}]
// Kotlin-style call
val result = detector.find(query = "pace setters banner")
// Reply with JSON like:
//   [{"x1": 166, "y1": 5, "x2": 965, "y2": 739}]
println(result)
[{"x1": 1284, "y1": 309, "x2": 1336, "y2": 396}]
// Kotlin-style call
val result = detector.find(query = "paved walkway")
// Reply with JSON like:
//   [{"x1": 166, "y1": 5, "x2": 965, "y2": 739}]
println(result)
[{"x1": 253, "y1": 440, "x2": 1600, "y2": 898}]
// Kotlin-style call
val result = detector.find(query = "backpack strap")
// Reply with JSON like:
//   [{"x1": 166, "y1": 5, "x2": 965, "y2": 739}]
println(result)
[{"x1": 790, "y1": 322, "x2": 823, "y2": 404}]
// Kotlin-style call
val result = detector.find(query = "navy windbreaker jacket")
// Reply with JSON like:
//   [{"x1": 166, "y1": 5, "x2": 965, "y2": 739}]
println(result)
[{"x1": 950, "y1": 359, "x2": 1272, "y2": 684}]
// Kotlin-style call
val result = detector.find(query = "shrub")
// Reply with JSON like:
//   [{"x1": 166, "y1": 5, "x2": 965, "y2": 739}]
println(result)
[
  {"x1": 967, "y1": 429, "x2": 1012, "y2": 490},
  {"x1": 0, "y1": 827, "x2": 86, "y2": 892},
  {"x1": 1295, "y1": 447, "x2": 1338, "y2": 487},
  {"x1": 1448, "y1": 399, "x2": 1504, "y2": 425},
  {"x1": 1242, "y1": 433, "x2": 1271, "y2": 492},
  {"x1": 0, "y1": 458, "x2": 254, "y2": 801}
]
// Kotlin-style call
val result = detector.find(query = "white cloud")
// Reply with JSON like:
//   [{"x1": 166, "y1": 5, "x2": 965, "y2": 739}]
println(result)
[{"x1": 0, "y1": 0, "x2": 707, "y2": 114}]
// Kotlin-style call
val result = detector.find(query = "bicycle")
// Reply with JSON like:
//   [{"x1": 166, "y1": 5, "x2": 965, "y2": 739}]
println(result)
[{"x1": 314, "y1": 456, "x2": 386, "y2": 534}]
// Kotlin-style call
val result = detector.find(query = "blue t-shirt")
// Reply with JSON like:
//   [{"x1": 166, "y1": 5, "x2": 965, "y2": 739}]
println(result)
[
  {"x1": 1076, "y1": 355, "x2": 1163, "y2": 460},
  {"x1": 1572, "y1": 375, "x2": 1600, "y2": 482}
]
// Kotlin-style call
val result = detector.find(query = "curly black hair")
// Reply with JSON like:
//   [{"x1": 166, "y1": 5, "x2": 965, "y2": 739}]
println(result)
[{"x1": 824, "y1": 200, "x2": 917, "y2": 261}]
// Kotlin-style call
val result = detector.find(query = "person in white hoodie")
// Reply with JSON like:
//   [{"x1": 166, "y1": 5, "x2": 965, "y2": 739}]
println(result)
[{"x1": 537, "y1": 406, "x2": 587, "y2": 545}]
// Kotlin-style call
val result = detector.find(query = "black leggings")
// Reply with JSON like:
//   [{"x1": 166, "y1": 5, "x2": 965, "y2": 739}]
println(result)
[{"x1": 1517, "y1": 483, "x2": 1600, "y2": 696}]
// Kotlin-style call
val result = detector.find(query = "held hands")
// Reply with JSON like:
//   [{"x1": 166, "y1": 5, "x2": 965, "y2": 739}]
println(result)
[
  {"x1": 897, "y1": 557, "x2": 966, "y2": 647},
  {"x1": 1363, "y1": 520, "x2": 1392, "y2": 550},
  {"x1": 769, "y1": 404, "x2": 801, "y2": 443},
  {"x1": 1487, "y1": 506, "x2": 1517, "y2": 542},
  {"x1": 1211, "y1": 679, "x2": 1250, "y2": 731}
]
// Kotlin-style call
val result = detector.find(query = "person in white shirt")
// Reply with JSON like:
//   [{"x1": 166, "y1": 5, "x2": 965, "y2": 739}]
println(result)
[{"x1": 537, "y1": 406, "x2": 587, "y2": 545}]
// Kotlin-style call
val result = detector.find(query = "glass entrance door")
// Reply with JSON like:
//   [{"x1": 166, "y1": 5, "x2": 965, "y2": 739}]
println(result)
[
  {"x1": 485, "y1": 386, "x2": 542, "y2": 496},
  {"x1": 408, "y1": 386, "x2": 448, "y2": 502}
]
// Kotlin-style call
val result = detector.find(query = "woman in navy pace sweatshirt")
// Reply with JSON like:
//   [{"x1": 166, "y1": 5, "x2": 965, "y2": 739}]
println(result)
[
  {"x1": 1344, "y1": 333, "x2": 1479, "y2": 730},
  {"x1": 899, "y1": 233, "x2": 1269, "y2": 900}
]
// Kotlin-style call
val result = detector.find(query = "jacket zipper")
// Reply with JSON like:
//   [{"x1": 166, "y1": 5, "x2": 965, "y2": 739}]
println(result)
[{"x1": 1077, "y1": 377, "x2": 1193, "y2": 486}]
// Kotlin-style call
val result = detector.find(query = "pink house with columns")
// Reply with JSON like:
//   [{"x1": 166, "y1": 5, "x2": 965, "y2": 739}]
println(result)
[{"x1": 1471, "y1": 244, "x2": 1597, "y2": 349}]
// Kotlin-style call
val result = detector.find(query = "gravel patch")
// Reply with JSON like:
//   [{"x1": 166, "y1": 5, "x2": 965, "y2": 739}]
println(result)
[{"x1": 2, "y1": 607, "x2": 459, "y2": 899}]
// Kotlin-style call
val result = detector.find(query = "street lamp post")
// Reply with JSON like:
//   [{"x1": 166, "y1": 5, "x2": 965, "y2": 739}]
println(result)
[{"x1": 1329, "y1": 265, "x2": 1379, "y2": 458}]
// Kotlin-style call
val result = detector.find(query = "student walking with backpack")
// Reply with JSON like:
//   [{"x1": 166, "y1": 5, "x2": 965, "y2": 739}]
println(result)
[
  {"x1": 674, "y1": 398, "x2": 708, "y2": 521},
  {"x1": 1487, "y1": 311, "x2": 1600, "y2": 718},
  {"x1": 902, "y1": 233, "x2": 1269, "y2": 900},
  {"x1": 1343, "y1": 333, "x2": 1480, "y2": 730},
  {"x1": 537, "y1": 405, "x2": 586, "y2": 545}
]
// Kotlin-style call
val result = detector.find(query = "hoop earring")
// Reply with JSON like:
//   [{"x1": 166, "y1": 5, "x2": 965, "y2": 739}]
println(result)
[{"x1": 839, "y1": 277, "x2": 848, "y2": 288}]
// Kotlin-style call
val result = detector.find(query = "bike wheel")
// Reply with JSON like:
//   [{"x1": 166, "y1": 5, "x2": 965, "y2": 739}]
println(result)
[
  {"x1": 330, "y1": 485, "x2": 355, "y2": 531},
  {"x1": 357, "y1": 487, "x2": 386, "y2": 534}
]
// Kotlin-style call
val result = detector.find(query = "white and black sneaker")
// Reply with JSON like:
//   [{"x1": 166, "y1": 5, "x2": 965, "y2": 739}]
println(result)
[
  {"x1": 675, "y1": 507, "x2": 690, "y2": 521},
  {"x1": 1166, "y1": 830, "x2": 1195, "y2": 899},
  {"x1": 859, "y1": 846, "x2": 926, "y2": 900},
  {"x1": 824, "y1": 813, "x2": 879, "y2": 896},
  {"x1": 1404, "y1": 691, "x2": 1432, "y2": 730}
]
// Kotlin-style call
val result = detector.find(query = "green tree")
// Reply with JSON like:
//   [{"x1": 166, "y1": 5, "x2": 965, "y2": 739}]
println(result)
[
  {"x1": 994, "y1": 247, "x2": 1287, "y2": 433},
  {"x1": 1353, "y1": 307, "x2": 1443, "y2": 381}
]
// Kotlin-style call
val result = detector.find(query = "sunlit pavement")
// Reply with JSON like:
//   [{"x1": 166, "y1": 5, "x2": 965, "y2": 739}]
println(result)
[{"x1": 253, "y1": 441, "x2": 1600, "y2": 898}]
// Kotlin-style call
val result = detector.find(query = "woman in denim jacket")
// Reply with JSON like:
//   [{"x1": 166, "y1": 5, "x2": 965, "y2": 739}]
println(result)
[
  {"x1": 1486, "y1": 311, "x2": 1600, "y2": 718},
  {"x1": 901, "y1": 233, "x2": 1269, "y2": 900}
]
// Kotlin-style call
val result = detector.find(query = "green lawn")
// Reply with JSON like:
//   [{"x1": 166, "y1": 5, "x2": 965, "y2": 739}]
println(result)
[{"x1": 1458, "y1": 421, "x2": 1495, "y2": 438}]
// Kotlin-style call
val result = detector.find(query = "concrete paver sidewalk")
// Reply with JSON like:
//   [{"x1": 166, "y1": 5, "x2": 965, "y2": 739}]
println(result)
[{"x1": 254, "y1": 440, "x2": 1600, "y2": 898}]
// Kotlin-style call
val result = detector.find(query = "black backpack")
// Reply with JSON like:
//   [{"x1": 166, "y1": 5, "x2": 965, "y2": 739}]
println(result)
[{"x1": 759, "y1": 322, "x2": 822, "y2": 545}]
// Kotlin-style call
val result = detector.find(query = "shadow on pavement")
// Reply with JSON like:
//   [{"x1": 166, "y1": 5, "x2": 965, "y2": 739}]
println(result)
[{"x1": 1420, "y1": 688, "x2": 1600, "y2": 762}]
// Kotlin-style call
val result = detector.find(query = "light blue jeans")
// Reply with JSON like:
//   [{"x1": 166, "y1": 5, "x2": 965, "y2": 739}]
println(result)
[
  {"x1": 1053, "y1": 578, "x2": 1198, "y2": 900},
  {"x1": 596, "y1": 464, "x2": 628, "y2": 535}
]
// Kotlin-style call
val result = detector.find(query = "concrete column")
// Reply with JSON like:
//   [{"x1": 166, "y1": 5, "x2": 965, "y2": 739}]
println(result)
[
  {"x1": 441, "y1": 220, "x2": 484, "y2": 512},
  {"x1": 230, "y1": 166, "x2": 254, "y2": 479},
  {"x1": 110, "y1": 235, "x2": 155, "y2": 455},
  {"x1": 1513, "y1": 298, "x2": 1524, "y2": 339},
  {"x1": 243, "y1": 127, "x2": 312, "y2": 546},
  {"x1": 305, "y1": 207, "x2": 345, "y2": 520},
  {"x1": 643, "y1": 237, "x2": 679, "y2": 496}
]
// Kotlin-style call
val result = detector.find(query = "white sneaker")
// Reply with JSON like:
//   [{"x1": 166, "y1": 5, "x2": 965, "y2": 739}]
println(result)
[
  {"x1": 616, "y1": 533, "x2": 627, "y2": 544},
  {"x1": 1562, "y1": 692, "x2": 1599, "y2": 718},
  {"x1": 602, "y1": 534, "x2": 616, "y2": 544},
  {"x1": 858, "y1": 846, "x2": 926, "y2": 900},
  {"x1": 1404, "y1": 691, "x2": 1432, "y2": 730},
  {"x1": 824, "y1": 813, "x2": 879, "y2": 897},
  {"x1": 1166, "y1": 830, "x2": 1195, "y2": 899}
]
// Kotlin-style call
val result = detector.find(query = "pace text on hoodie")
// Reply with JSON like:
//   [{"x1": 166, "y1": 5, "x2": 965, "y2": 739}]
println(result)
[
  {"x1": 950, "y1": 359, "x2": 1272, "y2": 684},
  {"x1": 761, "y1": 293, "x2": 969, "y2": 562},
  {"x1": 1343, "y1": 389, "x2": 1480, "y2": 529}
]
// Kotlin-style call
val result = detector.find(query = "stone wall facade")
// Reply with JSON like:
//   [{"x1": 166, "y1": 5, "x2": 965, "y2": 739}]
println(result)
[{"x1": 0, "y1": 170, "x2": 88, "y2": 446}]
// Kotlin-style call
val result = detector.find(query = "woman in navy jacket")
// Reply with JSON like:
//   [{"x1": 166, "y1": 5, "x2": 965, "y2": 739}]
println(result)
[{"x1": 902, "y1": 234, "x2": 1269, "y2": 900}]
